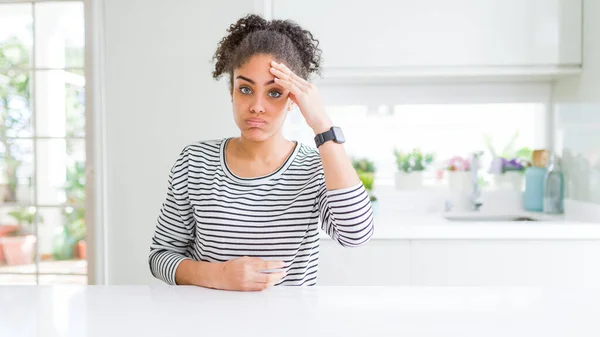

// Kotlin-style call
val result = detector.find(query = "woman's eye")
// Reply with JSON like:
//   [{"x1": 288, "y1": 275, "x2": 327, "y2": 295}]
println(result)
[
  {"x1": 268, "y1": 91, "x2": 282, "y2": 98},
  {"x1": 240, "y1": 86, "x2": 252, "y2": 94}
]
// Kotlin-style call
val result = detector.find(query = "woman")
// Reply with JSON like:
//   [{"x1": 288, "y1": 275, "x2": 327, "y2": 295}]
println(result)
[{"x1": 149, "y1": 14, "x2": 374, "y2": 291}]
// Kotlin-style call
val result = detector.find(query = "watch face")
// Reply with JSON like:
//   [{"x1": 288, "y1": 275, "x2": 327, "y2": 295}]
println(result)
[{"x1": 332, "y1": 126, "x2": 345, "y2": 143}]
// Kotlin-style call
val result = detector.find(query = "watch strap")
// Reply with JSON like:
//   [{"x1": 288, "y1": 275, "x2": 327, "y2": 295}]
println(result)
[{"x1": 314, "y1": 128, "x2": 336, "y2": 148}]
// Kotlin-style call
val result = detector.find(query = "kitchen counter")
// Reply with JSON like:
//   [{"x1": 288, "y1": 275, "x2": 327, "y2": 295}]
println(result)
[
  {"x1": 320, "y1": 213, "x2": 600, "y2": 240},
  {"x1": 3, "y1": 285, "x2": 600, "y2": 337}
]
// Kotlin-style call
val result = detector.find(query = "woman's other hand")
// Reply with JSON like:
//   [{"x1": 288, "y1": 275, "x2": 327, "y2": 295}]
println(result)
[{"x1": 217, "y1": 256, "x2": 286, "y2": 291}]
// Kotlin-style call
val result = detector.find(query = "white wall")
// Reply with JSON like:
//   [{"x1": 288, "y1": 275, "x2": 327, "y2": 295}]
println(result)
[{"x1": 101, "y1": 0, "x2": 256, "y2": 284}]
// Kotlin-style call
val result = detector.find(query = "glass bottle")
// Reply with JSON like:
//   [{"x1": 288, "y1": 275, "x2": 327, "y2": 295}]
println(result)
[{"x1": 543, "y1": 153, "x2": 564, "y2": 214}]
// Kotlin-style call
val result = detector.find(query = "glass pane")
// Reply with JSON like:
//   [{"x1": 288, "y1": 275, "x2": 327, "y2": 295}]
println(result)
[
  {"x1": 35, "y1": 70, "x2": 86, "y2": 137},
  {"x1": 0, "y1": 4, "x2": 33, "y2": 69},
  {"x1": 1, "y1": 70, "x2": 33, "y2": 138},
  {"x1": 37, "y1": 139, "x2": 85, "y2": 206},
  {"x1": 0, "y1": 274, "x2": 36, "y2": 285},
  {"x1": 40, "y1": 274, "x2": 87, "y2": 285},
  {"x1": 37, "y1": 207, "x2": 87, "y2": 275},
  {"x1": 35, "y1": 2, "x2": 85, "y2": 68},
  {"x1": 0, "y1": 139, "x2": 34, "y2": 204}
]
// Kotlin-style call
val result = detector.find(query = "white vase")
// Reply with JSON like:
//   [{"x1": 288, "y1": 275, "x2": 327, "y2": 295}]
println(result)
[
  {"x1": 447, "y1": 171, "x2": 472, "y2": 191},
  {"x1": 446, "y1": 171, "x2": 473, "y2": 212},
  {"x1": 394, "y1": 171, "x2": 423, "y2": 190}
]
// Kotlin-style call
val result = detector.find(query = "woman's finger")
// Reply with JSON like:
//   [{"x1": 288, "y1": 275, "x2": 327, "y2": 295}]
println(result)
[
  {"x1": 255, "y1": 270, "x2": 286, "y2": 283},
  {"x1": 268, "y1": 272, "x2": 286, "y2": 286},
  {"x1": 274, "y1": 76, "x2": 303, "y2": 97},
  {"x1": 271, "y1": 61, "x2": 310, "y2": 87},
  {"x1": 270, "y1": 67, "x2": 307, "y2": 91},
  {"x1": 259, "y1": 260, "x2": 286, "y2": 271}
]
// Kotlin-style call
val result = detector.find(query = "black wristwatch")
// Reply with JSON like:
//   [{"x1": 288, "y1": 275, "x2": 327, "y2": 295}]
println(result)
[{"x1": 314, "y1": 126, "x2": 346, "y2": 148}]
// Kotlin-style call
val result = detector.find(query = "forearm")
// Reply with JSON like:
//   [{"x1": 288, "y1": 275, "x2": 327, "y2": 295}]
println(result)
[
  {"x1": 313, "y1": 120, "x2": 361, "y2": 190},
  {"x1": 175, "y1": 259, "x2": 222, "y2": 288}
]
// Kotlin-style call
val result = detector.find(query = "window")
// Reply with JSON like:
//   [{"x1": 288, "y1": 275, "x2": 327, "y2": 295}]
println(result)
[
  {"x1": 283, "y1": 83, "x2": 549, "y2": 192},
  {"x1": 0, "y1": 1, "x2": 87, "y2": 285}
]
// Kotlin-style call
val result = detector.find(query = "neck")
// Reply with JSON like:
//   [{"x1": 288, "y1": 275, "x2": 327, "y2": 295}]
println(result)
[{"x1": 234, "y1": 133, "x2": 291, "y2": 162}]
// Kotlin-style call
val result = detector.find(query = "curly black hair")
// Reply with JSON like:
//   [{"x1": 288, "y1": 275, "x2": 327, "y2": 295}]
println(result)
[{"x1": 212, "y1": 14, "x2": 322, "y2": 87}]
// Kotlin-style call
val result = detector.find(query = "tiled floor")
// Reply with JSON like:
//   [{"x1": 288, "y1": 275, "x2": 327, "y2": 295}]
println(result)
[{"x1": 0, "y1": 260, "x2": 87, "y2": 285}]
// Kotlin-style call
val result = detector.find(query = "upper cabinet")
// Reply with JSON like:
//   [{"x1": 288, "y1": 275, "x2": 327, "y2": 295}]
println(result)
[{"x1": 271, "y1": 0, "x2": 582, "y2": 80}]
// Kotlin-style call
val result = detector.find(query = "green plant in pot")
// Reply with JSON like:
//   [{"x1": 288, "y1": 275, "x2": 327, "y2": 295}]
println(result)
[
  {"x1": 1, "y1": 207, "x2": 42, "y2": 265},
  {"x1": 484, "y1": 132, "x2": 532, "y2": 190},
  {"x1": 393, "y1": 148, "x2": 435, "y2": 189},
  {"x1": 394, "y1": 148, "x2": 435, "y2": 173},
  {"x1": 352, "y1": 158, "x2": 377, "y2": 202},
  {"x1": 484, "y1": 131, "x2": 533, "y2": 174}
]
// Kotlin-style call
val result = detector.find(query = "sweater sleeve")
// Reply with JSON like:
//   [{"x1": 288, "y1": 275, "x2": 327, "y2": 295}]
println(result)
[
  {"x1": 148, "y1": 146, "x2": 196, "y2": 285},
  {"x1": 316, "y1": 175, "x2": 375, "y2": 247}
]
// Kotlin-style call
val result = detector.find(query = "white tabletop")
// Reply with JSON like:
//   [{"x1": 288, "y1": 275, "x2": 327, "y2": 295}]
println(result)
[{"x1": 2, "y1": 285, "x2": 599, "y2": 337}]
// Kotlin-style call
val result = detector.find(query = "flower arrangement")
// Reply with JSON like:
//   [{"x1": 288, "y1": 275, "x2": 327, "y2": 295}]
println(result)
[
  {"x1": 484, "y1": 131, "x2": 532, "y2": 174},
  {"x1": 444, "y1": 156, "x2": 471, "y2": 172},
  {"x1": 498, "y1": 157, "x2": 530, "y2": 173}
]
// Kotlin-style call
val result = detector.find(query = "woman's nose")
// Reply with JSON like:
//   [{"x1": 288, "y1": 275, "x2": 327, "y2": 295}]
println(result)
[{"x1": 250, "y1": 97, "x2": 266, "y2": 114}]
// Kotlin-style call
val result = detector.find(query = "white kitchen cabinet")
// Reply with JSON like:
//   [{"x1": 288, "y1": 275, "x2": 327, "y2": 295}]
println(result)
[
  {"x1": 272, "y1": 0, "x2": 581, "y2": 74},
  {"x1": 317, "y1": 239, "x2": 411, "y2": 286},
  {"x1": 318, "y1": 238, "x2": 600, "y2": 286},
  {"x1": 411, "y1": 240, "x2": 600, "y2": 286}
]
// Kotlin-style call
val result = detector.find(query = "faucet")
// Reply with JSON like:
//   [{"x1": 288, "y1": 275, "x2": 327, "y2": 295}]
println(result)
[
  {"x1": 444, "y1": 151, "x2": 485, "y2": 213},
  {"x1": 470, "y1": 151, "x2": 484, "y2": 211}
]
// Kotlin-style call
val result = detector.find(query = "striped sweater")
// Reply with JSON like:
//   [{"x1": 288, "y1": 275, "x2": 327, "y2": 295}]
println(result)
[{"x1": 149, "y1": 138, "x2": 375, "y2": 286}]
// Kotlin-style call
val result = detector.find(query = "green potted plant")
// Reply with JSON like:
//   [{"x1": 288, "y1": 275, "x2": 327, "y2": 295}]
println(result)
[
  {"x1": 352, "y1": 158, "x2": 377, "y2": 203},
  {"x1": 0, "y1": 207, "x2": 42, "y2": 265},
  {"x1": 393, "y1": 148, "x2": 435, "y2": 189}
]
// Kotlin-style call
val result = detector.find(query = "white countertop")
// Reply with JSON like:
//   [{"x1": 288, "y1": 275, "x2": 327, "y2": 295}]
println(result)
[
  {"x1": 3, "y1": 285, "x2": 600, "y2": 337},
  {"x1": 320, "y1": 212, "x2": 600, "y2": 240}
]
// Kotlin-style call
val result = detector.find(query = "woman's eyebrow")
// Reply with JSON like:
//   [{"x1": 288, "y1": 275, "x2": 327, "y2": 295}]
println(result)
[{"x1": 236, "y1": 75, "x2": 275, "y2": 86}]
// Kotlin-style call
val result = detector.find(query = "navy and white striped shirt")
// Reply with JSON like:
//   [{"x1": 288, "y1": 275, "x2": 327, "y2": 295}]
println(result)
[{"x1": 149, "y1": 138, "x2": 375, "y2": 286}]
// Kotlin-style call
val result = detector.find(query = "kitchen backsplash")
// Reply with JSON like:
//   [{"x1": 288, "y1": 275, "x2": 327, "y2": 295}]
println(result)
[{"x1": 554, "y1": 103, "x2": 600, "y2": 205}]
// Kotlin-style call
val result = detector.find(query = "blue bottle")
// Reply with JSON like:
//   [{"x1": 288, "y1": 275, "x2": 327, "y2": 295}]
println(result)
[{"x1": 523, "y1": 167, "x2": 547, "y2": 212}]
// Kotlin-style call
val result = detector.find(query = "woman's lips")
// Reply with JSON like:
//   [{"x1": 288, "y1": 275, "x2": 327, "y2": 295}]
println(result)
[{"x1": 245, "y1": 118, "x2": 267, "y2": 127}]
